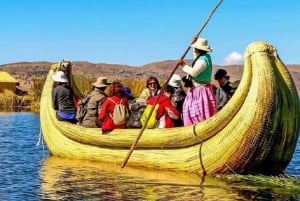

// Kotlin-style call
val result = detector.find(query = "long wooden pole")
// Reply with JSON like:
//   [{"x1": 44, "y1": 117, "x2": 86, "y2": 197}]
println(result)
[{"x1": 121, "y1": 0, "x2": 224, "y2": 168}]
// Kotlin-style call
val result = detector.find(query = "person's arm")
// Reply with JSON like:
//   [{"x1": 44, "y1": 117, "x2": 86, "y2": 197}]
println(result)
[
  {"x1": 139, "y1": 88, "x2": 151, "y2": 100},
  {"x1": 96, "y1": 96, "x2": 106, "y2": 113},
  {"x1": 52, "y1": 88, "x2": 58, "y2": 110},
  {"x1": 164, "y1": 100, "x2": 180, "y2": 120},
  {"x1": 182, "y1": 59, "x2": 207, "y2": 77},
  {"x1": 222, "y1": 81, "x2": 236, "y2": 97},
  {"x1": 99, "y1": 99, "x2": 109, "y2": 121},
  {"x1": 216, "y1": 88, "x2": 229, "y2": 110}
]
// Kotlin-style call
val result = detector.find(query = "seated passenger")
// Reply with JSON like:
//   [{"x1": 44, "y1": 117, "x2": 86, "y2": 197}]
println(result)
[
  {"x1": 57, "y1": 58, "x2": 81, "y2": 107},
  {"x1": 147, "y1": 85, "x2": 180, "y2": 128},
  {"x1": 76, "y1": 77, "x2": 111, "y2": 128},
  {"x1": 124, "y1": 86, "x2": 135, "y2": 101},
  {"x1": 98, "y1": 81, "x2": 129, "y2": 133},
  {"x1": 139, "y1": 76, "x2": 161, "y2": 100},
  {"x1": 126, "y1": 98, "x2": 147, "y2": 128},
  {"x1": 214, "y1": 69, "x2": 237, "y2": 110},
  {"x1": 168, "y1": 74, "x2": 186, "y2": 127},
  {"x1": 52, "y1": 71, "x2": 77, "y2": 123}
]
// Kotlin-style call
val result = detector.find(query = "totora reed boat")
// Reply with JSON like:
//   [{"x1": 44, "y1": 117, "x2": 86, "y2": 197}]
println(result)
[{"x1": 40, "y1": 41, "x2": 300, "y2": 175}]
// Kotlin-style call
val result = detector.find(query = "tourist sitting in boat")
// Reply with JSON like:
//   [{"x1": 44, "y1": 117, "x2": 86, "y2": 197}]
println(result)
[
  {"x1": 177, "y1": 37, "x2": 217, "y2": 126},
  {"x1": 98, "y1": 81, "x2": 129, "y2": 133},
  {"x1": 126, "y1": 97, "x2": 147, "y2": 128},
  {"x1": 76, "y1": 77, "x2": 111, "y2": 128},
  {"x1": 147, "y1": 85, "x2": 180, "y2": 128},
  {"x1": 139, "y1": 76, "x2": 161, "y2": 100},
  {"x1": 56, "y1": 58, "x2": 82, "y2": 108},
  {"x1": 168, "y1": 74, "x2": 186, "y2": 127},
  {"x1": 124, "y1": 86, "x2": 135, "y2": 101},
  {"x1": 214, "y1": 69, "x2": 237, "y2": 110},
  {"x1": 52, "y1": 71, "x2": 77, "y2": 124},
  {"x1": 124, "y1": 86, "x2": 148, "y2": 128}
]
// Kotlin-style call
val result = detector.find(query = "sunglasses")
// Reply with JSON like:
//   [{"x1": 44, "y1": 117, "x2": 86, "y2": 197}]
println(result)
[{"x1": 148, "y1": 82, "x2": 157, "y2": 86}]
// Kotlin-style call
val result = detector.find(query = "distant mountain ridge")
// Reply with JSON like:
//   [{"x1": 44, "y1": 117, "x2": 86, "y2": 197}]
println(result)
[{"x1": 0, "y1": 61, "x2": 299, "y2": 94}]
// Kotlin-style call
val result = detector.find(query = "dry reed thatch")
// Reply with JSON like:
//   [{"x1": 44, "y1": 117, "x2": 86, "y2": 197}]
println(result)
[{"x1": 40, "y1": 41, "x2": 299, "y2": 175}]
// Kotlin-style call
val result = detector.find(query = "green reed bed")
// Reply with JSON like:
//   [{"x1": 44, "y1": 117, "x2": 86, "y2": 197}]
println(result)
[
  {"x1": 217, "y1": 174, "x2": 300, "y2": 195},
  {"x1": 0, "y1": 90, "x2": 31, "y2": 112}
]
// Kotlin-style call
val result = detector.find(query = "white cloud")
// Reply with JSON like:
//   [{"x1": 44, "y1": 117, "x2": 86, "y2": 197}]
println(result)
[{"x1": 223, "y1": 51, "x2": 243, "y2": 65}]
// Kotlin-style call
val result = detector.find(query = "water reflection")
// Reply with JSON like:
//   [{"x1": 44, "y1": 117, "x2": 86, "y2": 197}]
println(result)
[
  {"x1": 40, "y1": 157, "x2": 300, "y2": 201},
  {"x1": 1, "y1": 112, "x2": 299, "y2": 200}
]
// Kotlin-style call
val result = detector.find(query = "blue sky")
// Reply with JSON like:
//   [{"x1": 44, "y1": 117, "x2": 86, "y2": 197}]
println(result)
[{"x1": 0, "y1": 0, "x2": 299, "y2": 66}]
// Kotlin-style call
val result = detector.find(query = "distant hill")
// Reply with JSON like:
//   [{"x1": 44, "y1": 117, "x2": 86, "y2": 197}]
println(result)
[{"x1": 0, "y1": 61, "x2": 299, "y2": 94}]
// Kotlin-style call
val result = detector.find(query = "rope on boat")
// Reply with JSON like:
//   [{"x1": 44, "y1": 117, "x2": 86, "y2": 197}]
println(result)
[
  {"x1": 36, "y1": 126, "x2": 46, "y2": 157},
  {"x1": 192, "y1": 125, "x2": 237, "y2": 174}
]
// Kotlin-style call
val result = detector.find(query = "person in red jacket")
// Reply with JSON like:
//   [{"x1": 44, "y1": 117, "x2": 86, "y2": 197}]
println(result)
[
  {"x1": 98, "y1": 81, "x2": 129, "y2": 133},
  {"x1": 147, "y1": 85, "x2": 180, "y2": 128}
]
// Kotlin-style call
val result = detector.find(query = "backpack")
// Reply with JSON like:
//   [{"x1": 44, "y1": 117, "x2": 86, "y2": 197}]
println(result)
[
  {"x1": 108, "y1": 98, "x2": 130, "y2": 125},
  {"x1": 126, "y1": 98, "x2": 147, "y2": 128},
  {"x1": 140, "y1": 104, "x2": 159, "y2": 129},
  {"x1": 76, "y1": 96, "x2": 92, "y2": 124}
]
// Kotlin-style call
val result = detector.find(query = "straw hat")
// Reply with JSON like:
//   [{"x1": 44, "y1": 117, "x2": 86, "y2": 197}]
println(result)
[
  {"x1": 168, "y1": 74, "x2": 182, "y2": 88},
  {"x1": 191, "y1": 37, "x2": 213, "y2": 52},
  {"x1": 92, "y1": 77, "x2": 111, "y2": 88},
  {"x1": 52, "y1": 71, "x2": 68, "y2": 83}
]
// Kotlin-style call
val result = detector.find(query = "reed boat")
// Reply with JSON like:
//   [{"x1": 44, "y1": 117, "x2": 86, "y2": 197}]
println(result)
[{"x1": 40, "y1": 41, "x2": 300, "y2": 175}]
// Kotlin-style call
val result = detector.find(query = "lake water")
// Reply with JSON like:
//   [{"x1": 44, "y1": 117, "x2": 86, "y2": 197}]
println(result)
[{"x1": 0, "y1": 112, "x2": 300, "y2": 200}]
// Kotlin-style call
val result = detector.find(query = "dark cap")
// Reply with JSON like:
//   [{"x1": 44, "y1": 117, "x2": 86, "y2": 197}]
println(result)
[
  {"x1": 214, "y1": 69, "x2": 227, "y2": 80},
  {"x1": 124, "y1": 86, "x2": 132, "y2": 97}
]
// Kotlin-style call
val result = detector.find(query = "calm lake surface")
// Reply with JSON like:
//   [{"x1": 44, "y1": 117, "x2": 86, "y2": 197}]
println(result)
[{"x1": 1, "y1": 112, "x2": 300, "y2": 200}]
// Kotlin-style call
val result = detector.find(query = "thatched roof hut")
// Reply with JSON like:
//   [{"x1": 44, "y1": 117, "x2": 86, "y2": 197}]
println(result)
[{"x1": 0, "y1": 71, "x2": 17, "y2": 93}]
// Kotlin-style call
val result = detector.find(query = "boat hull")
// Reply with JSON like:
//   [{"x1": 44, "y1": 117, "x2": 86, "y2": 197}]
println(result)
[{"x1": 40, "y1": 41, "x2": 300, "y2": 175}]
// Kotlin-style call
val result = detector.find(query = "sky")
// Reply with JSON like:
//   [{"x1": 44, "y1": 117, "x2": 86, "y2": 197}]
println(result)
[{"x1": 0, "y1": 0, "x2": 299, "y2": 66}]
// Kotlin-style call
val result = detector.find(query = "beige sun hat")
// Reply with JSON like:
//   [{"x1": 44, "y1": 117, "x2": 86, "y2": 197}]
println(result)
[
  {"x1": 191, "y1": 37, "x2": 213, "y2": 52},
  {"x1": 52, "y1": 71, "x2": 68, "y2": 83},
  {"x1": 92, "y1": 77, "x2": 111, "y2": 88},
  {"x1": 168, "y1": 74, "x2": 182, "y2": 88}
]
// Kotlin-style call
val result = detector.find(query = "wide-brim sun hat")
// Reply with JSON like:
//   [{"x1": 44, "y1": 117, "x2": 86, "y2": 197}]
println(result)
[
  {"x1": 52, "y1": 71, "x2": 68, "y2": 83},
  {"x1": 92, "y1": 77, "x2": 111, "y2": 88},
  {"x1": 168, "y1": 74, "x2": 182, "y2": 88},
  {"x1": 191, "y1": 37, "x2": 213, "y2": 52}
]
